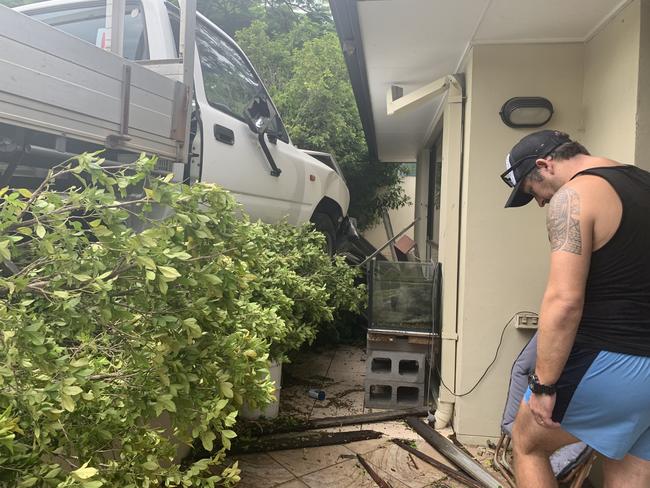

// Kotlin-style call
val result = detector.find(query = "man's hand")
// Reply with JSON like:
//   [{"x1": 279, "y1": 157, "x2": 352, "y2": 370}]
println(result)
[{"x1": 527, "y1": 392, "x2": 561, "y2": 429}]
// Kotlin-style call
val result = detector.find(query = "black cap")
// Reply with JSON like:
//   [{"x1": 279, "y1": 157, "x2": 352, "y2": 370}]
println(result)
[{"x1": 503, "y1": 130, "x2": 572, "y2": 208}]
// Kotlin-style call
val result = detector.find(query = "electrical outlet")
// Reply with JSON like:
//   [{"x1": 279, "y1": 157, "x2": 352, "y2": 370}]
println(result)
[{"x1": 515, "y1": 312, "x2": 539, "y2": 329}]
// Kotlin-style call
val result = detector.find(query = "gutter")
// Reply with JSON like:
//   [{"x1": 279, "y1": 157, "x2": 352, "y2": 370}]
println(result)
[{"x1": 329, "y1": 0, "x2": 378, "y2": 162}]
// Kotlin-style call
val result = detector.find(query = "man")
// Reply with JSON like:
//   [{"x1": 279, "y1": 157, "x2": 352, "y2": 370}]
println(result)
[{"x1": 501, "y1": 130, "x2": 650, "y2": 487}]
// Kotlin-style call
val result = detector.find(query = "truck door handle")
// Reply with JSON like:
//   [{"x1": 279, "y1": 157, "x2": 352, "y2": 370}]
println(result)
[{"x1": 214, "y1": 124, "x2": 234, "y2": 145}]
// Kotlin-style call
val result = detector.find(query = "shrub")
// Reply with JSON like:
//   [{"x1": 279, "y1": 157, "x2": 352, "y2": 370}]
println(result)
[{"x1": 0, "y1": 154, "x2": 365, "y2": 487}]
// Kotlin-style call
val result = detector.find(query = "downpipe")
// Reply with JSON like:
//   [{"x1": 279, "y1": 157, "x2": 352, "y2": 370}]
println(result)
[
  {"x1": 434, "y1": 401, "x2": 454, "y2": 429},
  {"x1": 433, "y1": 75, "x2": 464, "y2": 431}
]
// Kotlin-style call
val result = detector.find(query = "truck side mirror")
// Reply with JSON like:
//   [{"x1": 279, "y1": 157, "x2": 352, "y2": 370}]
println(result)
[
  {"x1": 244, "y1": 95, "x2": 282, "y2": 177},
  {"x1": 244, "y1": 96, "x2": 273, "y2": 135}
]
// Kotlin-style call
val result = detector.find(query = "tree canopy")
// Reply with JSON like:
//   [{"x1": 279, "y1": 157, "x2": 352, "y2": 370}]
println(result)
[
  {"x1": 0, "y1": 155, "x2": 364, "y2": 486},
  {"x1": 197, "y1": 0, "x2": 332, "y2": 38}
]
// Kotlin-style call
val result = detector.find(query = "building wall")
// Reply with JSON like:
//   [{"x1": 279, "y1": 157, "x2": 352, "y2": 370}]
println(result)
[
  {"x1": 453, "y1": 42, "x2": 586, "y2": 443},
  {"x1": 635, "y1": 0, "x2": 650, "y2": 171},
  {"x1": 582, "y1": 0, "x2": 640, "y2": 163},
  {"x1": 452, "y1": 0, "x2": 645, "y2": 443}
]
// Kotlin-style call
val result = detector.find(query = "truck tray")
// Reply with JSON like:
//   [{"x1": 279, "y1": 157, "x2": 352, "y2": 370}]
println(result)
[{"x1": 0, "y1": 4, "x2": 188, "y2": 162}]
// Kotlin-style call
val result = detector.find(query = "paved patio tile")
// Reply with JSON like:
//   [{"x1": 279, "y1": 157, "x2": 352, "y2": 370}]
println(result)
[
  {"x1": 300, "y1": 458, "x2": 410, "y2": 488},
  {"x1": 275, "y1": 479, "x2": 310, "y2": 488},
  {"x1": 280, "y1": 348, "x2": 339, "y2": 420},
  {"x1": 268, "y1": 444, "x2": 355, "y2": 477},
  {"x1": 279, "y1": 385, "x2": 315, "y2": 420},
  {"x1": 286, "y1": 349, "x2": 337, "y2": 381},
  {"x1": 309, "y1": 386, "x2": 365, "y2": 419},
  {"x1": 325, "y1": 346, "x2": 366, "y2": 376},
  {"x1": 306, "y1": 345, "x2": 366, "y2": 419},
  {"x1": 344, "y1": 437, "x2": 391, "y2": 455},
  {"x1": 362, "y1": 441, "x2": 449, "y2": 488},
  {"x1": 233, "y1": 453, "x2": 295, "y2": 488},
  {"x1": 261, "y1": 345, "x2": 508, "y2": 488}
]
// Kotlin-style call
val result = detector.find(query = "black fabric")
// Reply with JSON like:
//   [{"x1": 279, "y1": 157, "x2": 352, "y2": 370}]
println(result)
[
  {"x1": 552, "y1": 344, "x2": 600, "y2": 423},
  {"x1": 505, "y1": 185, "x2": 534, "y2": 208},
  {"x1": 570, "y1": 165, "x2": 650, "y2": 356}
]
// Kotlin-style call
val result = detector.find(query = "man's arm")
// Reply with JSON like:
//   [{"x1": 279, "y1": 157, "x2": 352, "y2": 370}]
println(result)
[{"x1": 536, "y1": 185, "x2": 593, "y2": 386}]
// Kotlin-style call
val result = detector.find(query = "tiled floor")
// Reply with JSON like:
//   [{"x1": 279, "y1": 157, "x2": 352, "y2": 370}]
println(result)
[
  {"x1": 233, "y1": 437, "x2": 466, "y2": 488},
  {"x1": 232, "y1": 345, "x2": 507, "y2": 488},
  {"x1": 279, "y1": 345, "x2": 367, "y2": 420}
]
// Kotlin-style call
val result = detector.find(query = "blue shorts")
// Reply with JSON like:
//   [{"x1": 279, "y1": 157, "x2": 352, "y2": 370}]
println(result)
[{"x1": 524, "y1": 345, "x2": 650, "y2": 460}]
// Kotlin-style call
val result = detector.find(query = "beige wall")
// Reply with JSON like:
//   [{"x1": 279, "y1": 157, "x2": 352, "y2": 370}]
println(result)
[
  {"x1": 454, "y1": 43, "x2": 586, "y2": 443},
  {"x1": 636, "y1": 0, "x2": 650, "y2": 171},
  {"x1": 452, "y1": 0, "x2": 646, "y2": 443},
  {"x1": 582, "y1": 0, "x2": 640, "y2": 162}
]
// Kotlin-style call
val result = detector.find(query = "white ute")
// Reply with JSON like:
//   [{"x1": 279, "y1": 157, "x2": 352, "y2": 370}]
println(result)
[{"x1": 0, "y1": 0, "x2": 354, "y2": 253}]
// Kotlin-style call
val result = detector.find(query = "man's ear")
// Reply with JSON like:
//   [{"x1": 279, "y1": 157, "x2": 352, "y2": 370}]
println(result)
[{"x1": 535, "y1": 157, "x2": 554, "y2": 175}]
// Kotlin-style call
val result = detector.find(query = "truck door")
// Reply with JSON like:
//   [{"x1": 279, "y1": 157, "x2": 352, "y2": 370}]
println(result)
[{"x1": 193, "y1": 19, "x2": 305, "y2": 224}]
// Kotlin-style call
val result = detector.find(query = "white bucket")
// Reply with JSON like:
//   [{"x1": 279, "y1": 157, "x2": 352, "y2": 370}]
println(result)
[{"x1": 240, "y1": 360, "x2": 282, "y2": 420}]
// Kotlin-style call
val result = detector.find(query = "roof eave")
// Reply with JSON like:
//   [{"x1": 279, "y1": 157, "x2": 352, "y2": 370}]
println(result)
[{"x1": 329, "y1": 0, "x2": 378, "y2": 162}]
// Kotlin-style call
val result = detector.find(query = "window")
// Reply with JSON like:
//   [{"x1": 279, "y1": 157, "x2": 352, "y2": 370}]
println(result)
[
  {"x1": 195, "y1": 22, "x2": 259, "y2": 120},
  {"x1": 30, "y1": 1, "x2": 149, "y2": 61},
  {"x1": 194, "y1": 20, "x2": 288, "y2": 142}
]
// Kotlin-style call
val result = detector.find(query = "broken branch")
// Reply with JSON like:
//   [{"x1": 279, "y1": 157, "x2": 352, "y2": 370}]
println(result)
[
  {"x1": 356, "y1": 453, "x2": 393, "y2": 488},
  {"x1": 231, "y1": 429, "x2": 382, "y2": 455},
  {"x1": 405, "y1": 417, "x2": 503, "y2": 488},
  {"x1": 392, "y1": 439, "x2": 483, "y2": 488}
]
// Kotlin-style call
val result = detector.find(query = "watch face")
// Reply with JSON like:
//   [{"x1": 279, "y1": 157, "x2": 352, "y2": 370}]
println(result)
[{"x1": 528, "y1": 373, "x2": 555, "y2": 395}]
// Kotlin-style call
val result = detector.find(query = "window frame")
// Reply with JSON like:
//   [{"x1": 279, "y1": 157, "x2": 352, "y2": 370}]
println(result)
[{"x1": 193, "y1": 17, "x2": 290, "y2": 144}]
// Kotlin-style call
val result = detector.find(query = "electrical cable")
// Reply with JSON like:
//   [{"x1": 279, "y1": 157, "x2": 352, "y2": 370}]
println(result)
[{"x1": 434, "y1": 310, "x2": 538, "y2": 398}]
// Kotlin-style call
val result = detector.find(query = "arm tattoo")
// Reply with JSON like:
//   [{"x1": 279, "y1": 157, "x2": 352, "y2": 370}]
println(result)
[{"x1": 547, "y1": 187, "x2": 582, "y2": 254}]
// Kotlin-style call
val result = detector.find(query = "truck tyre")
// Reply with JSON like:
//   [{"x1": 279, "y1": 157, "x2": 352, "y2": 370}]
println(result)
[{"x1": 311, "y1": 212, "x2": 337, "y2": 256}]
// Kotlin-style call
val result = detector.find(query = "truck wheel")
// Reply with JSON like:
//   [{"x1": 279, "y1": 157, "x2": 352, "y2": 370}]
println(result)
[{"x1": 311, "y1": 213, "x2": 337, "y2": 256}]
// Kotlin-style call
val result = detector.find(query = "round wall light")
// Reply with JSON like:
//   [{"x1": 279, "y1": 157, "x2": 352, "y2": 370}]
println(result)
[{"x1": 499, "y1": 97, "x2": 554, "y2": 128}]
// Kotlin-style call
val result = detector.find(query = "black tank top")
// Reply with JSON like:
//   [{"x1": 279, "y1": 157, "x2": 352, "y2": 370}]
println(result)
[{"x1": 570, "y1": 165, "x2": 650, "y2": 356}]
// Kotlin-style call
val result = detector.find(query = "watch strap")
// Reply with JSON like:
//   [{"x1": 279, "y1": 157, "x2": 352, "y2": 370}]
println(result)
[{"x1": 528, "y1": 373, "x2": 556, "y2": 395}]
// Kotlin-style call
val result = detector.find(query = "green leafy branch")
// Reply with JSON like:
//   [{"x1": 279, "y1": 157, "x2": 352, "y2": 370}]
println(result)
[{"x1": 0, "y1": 153, "x2": 364, "y2": 487}]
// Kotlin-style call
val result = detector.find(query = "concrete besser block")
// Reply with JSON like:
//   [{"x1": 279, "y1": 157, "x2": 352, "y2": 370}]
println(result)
[
  {"x1": 364, "y1": 379, "x2": 425, "y2": 409},
  {"x1": 366, "y1": 349, "x2": 427, "y2": 383}
]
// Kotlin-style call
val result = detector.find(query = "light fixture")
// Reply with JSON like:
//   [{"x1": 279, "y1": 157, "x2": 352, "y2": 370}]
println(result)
[{"x1": 499, "y1": 97, "x2": 554, "y2": 128}]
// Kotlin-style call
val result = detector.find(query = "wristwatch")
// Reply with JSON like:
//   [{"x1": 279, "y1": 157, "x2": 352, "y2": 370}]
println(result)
[{"x1": 528, "y1": 373, "x2": 556, "y2": 395}]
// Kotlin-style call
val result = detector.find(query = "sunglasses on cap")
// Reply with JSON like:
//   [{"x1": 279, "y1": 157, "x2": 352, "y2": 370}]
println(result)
[{"x1": 499, "y1": 141, "x2": 566, "y2": 188}]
